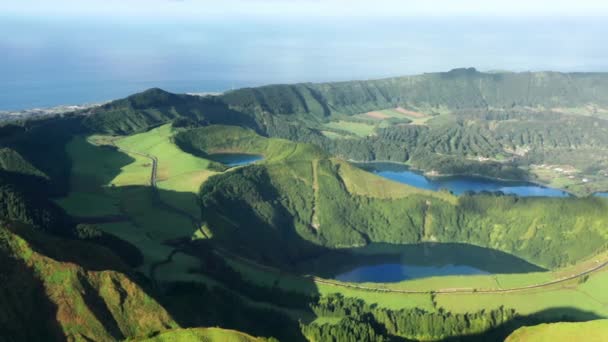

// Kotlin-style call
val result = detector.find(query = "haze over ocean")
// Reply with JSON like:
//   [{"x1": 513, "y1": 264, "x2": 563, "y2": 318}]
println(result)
[{"x1": 1, "y1": 0, "x2": 607, "y2": 110}]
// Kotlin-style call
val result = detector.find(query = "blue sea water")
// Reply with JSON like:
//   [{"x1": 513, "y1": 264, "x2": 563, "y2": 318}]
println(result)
[{"x1": 2, "y1": 15, "x2": 607, "y2": 110}]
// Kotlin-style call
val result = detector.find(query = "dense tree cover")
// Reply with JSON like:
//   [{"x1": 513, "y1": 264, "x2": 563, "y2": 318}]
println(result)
[
  {"x1": 195, "y1": 129, "x2": 608, "y2": 269},
  {"x1": 302, "y1": 314, "x2": 389, "y2": 342},
  {"x1": 304, "y1": 294, "x2": 516, "y2": 341},
  {"x1": 221, "y1": 69, "x2": 608, "y2": 116},
  {"x1": 215, "y1": 70, "x2": 608, "y2": 182},
  {"x1": 252, "y1": 107, "x2": 608, "y2": 180},
  {"x1": 0, "y1": 184, "x2": 71, "y2": 235},
  {"x1": 81, "y1": 88, "x2": 260, "y2": 135}
]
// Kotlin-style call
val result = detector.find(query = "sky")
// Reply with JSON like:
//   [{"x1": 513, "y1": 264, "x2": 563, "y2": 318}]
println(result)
[
  {"x1": 1, "y1": 0, "x2": 608, "y2": 109},
  {"x1": 3, "y1": 0, "x2": 608, "y2": 18}
]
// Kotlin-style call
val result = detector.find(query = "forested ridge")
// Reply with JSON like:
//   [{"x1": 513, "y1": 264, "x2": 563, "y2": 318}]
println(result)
[
  {"x1": 304, "y1": 294, "x2": 517, "y2": 341},
  {"x1": 221, "y1": 69, "x2": 608, "y2": 116},
  {"x1": 189, "y1": 127, "x2": 608, "y2": 270}
]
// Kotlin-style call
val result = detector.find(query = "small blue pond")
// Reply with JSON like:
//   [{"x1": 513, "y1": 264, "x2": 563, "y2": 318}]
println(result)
[{"x1": 208, "y1": 153, "x2": 263, "y2": 167}]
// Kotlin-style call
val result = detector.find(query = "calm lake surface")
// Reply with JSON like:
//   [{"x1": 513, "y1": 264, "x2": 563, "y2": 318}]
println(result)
[
  {"x1": 335, "y1": 263, "x2": 488, "y2": 283},
  {"x1": 301, "y1": 243, "x2": 544, "y2": 283},
  {"x1": 357, "y1": 162, "x2": 570, "y2": 197},
  {"x1": 595, "y1": 192, "x2": 608, "y2": 198},
  {"x1": 208, "y1": 153, "x2": 263, "y2": 167}
]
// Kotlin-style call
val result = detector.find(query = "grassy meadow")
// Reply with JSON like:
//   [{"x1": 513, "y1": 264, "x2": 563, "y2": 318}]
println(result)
[
  {"x1": 55, "y1": 125, "x2": 218, "y2": 278},
  {"x1": 506, "y1": 319, "x2": 608, "y2": 342}
]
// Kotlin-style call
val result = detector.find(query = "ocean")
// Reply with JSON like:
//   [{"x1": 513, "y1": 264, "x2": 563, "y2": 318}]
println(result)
[{"x1": 2, "y1": 15, "x2": 607, "y2": 110}]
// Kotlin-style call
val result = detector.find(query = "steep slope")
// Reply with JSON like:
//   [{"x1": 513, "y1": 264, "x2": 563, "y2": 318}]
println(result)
[
  {"x1": 0, "y1": 182, "x2": 71, "y2": 235},
  {"x1": 221, "y1": 69, "x2": 608, "y2": 117},
  {"x1": 0, "y1": 221, "x2": 177, "y2": 341},
  {"x1": 0, "y1": 148, "x2": 47, "y2": 178}
]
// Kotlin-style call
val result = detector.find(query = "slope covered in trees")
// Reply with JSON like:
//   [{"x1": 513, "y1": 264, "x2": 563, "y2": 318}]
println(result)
[
  {"x1": 221, "y1": 69, "x2": 608, "y2": 117},
  {"x1": 216, "y1": 70, "x2": 608, "y2": 192},
  {"x1": 184, "y1": 126, "x2": 608, "y2": 270}
]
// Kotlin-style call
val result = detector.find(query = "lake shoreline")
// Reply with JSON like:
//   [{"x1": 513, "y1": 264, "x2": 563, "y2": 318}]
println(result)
[{"x1": 351, "y1": 159, "x2": 578, "y2": 197}]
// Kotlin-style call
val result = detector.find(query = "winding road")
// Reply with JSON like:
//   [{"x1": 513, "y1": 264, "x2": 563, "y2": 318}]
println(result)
[{"x1": 118, "y1": 143, "x2": 608, "y2": 295}]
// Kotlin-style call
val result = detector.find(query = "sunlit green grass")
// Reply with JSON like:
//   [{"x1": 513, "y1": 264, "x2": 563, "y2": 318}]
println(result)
[
  {"x1": 324, "y1": 120, "x2": 376, "y2": 137},
  {"x1": 506, "y1": 319, "x2": 608, "y2": 342},
  {"x1": 115, "y1": 124, "x2": 212, "y2": 190},
  {"x1": 135, "y1": 327, "x2": 263, "y2": 342}
]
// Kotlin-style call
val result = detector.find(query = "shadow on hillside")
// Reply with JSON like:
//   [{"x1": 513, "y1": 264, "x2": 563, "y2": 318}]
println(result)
[
  {"x1": 0, "y1": 244, "x2": 66, "y2": 341},
  {"x1": 295, "y1": 242, "x2": 545, "y2": 278},
  {"x1": 444, "y1": 307, "x2": 604, "y2": 341},
  {"x1": 50, "y1": 138, "x2": 318, "y2": 341}
]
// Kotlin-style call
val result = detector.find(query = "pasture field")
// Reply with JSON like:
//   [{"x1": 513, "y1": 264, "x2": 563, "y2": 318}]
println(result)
[
  {"x1": 357, "y1": 107, "x2": 435, "y2": 125},
  {"x1": 506, "y1": 319, "x2": 608, "y2": 342},
  {"x1": 319, "y1": 130, "x2": 350, "y2": 139},
  {"x1": 323, "y1": 120, "x2": 377, "y2": 137},
  {"x1": 115, "y1": 124, "x2": 212, "y2": 192},
  {"x1": 56, "y1": 126, "x2": 216, "y2": 280},
  {"x1": 337, "y1": 159, "x2": 456, "y2": 202}
]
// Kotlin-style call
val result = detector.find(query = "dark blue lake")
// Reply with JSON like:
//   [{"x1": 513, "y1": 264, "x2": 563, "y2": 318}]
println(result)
[
  {"x1": 595, "y1": 192, "x2": 608, "y2": 198},
  {"x1": 208, "y1": 153, "x2": 263, "y2": 167},
  {"x1": 301, "y1": 243, "x2": 544, "y2": 283},
  {"x1": 335, "y1": 263, "x2": 488, "y2": 283},
  {"x1": 357, "y1": 163, "x2": 570, "y2": 197}
]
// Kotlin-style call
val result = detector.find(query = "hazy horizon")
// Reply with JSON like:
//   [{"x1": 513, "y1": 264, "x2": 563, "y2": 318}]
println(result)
[{"x1": 2, "y1": 0, "x2": 608, "y2": 110}]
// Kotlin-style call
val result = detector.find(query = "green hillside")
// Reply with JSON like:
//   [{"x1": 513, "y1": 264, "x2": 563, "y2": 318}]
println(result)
[
  {"x1": 188, "y1": 126, "x2": 608, "y2": 270},
  {"x1": 222, "y1": 69, "x2": 608, "y2": 116},
  {"x1": 506, "y1": 319, "x2": 608, "y2": 341}
]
